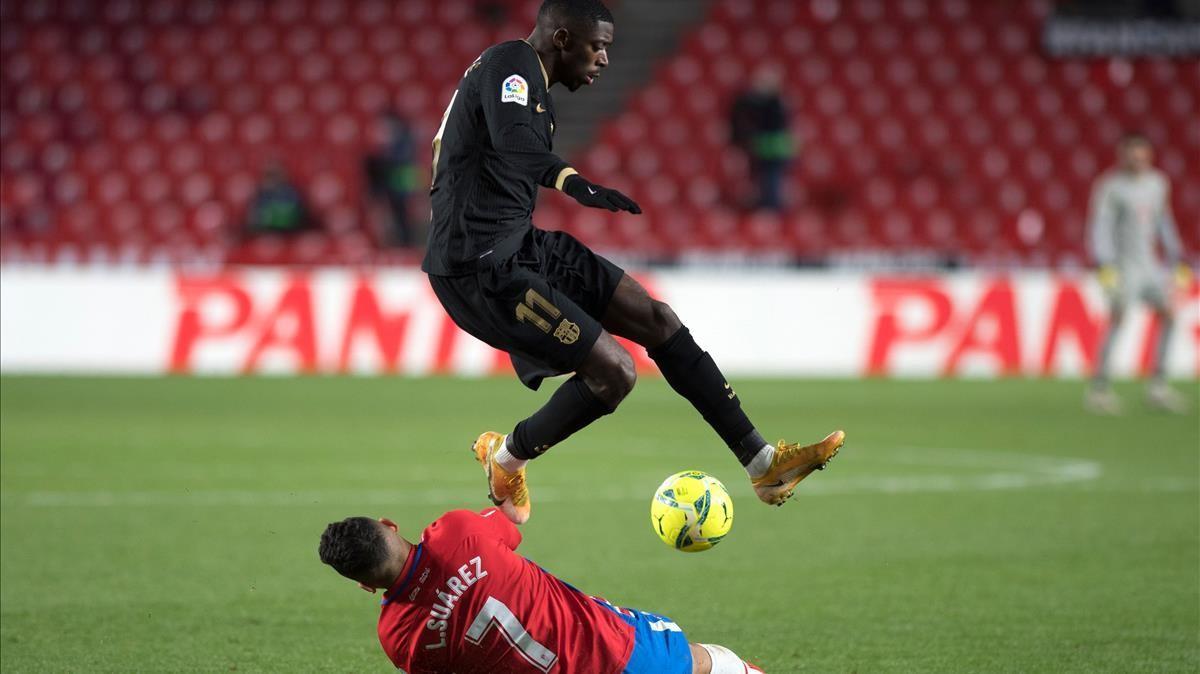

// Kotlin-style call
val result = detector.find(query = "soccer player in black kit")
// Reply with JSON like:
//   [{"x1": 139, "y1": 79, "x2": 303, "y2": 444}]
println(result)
[{"x1": 425, "y1": 0, "x2": 845, "y2": 525}]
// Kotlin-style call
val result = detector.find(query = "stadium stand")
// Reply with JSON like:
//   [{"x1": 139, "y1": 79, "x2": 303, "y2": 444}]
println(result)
[
  {"x1": 568, "y1": 0, "x2": 1199, "y2": 266},
  {"x1": 1, "y1": 0, "x2": 1196, "y2": 266}
]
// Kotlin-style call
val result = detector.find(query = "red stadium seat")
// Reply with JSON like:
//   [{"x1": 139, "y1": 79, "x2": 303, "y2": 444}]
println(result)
[{"x1": 1, "y1": 0, "x2": 1196, "y2": 264}]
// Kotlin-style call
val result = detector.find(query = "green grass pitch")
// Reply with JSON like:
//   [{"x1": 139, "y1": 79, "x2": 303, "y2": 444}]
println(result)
[{"x1": 1, "y1": 376, "x2": 1197, "y2": 672}]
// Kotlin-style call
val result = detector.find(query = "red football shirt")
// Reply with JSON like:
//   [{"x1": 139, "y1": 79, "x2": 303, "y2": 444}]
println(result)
[{"x1": 377, "y1": 508, "x2": 635, "y2": 673}]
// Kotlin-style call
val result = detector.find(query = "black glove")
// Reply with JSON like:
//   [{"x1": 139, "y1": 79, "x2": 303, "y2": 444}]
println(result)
[{"x1": 562, "y1": 175, "x2": 642, "y2": 214}]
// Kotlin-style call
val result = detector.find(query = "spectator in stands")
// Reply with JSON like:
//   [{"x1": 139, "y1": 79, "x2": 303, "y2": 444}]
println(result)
[
  {"x1": 244, "y1": 162, "x2": 315, "y2": 236},
  {"x1": 729, "y1": 65, "x2": 795, "y2": 211},
  {"x1": 365, "y1": 111, "x2": 420, "y2": 247}
]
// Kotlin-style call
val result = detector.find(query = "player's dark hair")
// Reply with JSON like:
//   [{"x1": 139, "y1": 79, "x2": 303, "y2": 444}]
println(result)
[
  {"x1": 538, "y1": 0, "x2": 614, "y2": 29},
  {"x1": 319, "y1": 517, "x2": 389, "y2": 580}
]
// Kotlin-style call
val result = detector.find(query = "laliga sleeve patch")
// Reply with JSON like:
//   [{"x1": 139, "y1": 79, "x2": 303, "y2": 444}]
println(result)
[{"x1": 500, "y1": 74, "x2": 529, "y2": 106}]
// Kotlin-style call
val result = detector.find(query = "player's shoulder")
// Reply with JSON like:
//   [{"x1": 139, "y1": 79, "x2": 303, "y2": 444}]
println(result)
[
  {"x1": 423, "y1": 509, "x2": 496, "y2": 545},
  {"x1": 426, "y1": 508, "x2": 480, "y2": 533},
  {"x1": 484, "y1": 40, "x2": 535, "y2": 64},
  {"x1": 482, "y1": 40, "x2": 540, "y2": 75},
  {"x1": 1148, "y1": 168, "x2": 1171, "y2": 187}
]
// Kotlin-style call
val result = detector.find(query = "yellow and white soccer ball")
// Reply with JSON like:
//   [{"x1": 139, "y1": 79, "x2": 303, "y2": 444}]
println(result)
[{"x1": 650, "y1": 470, "x2": 733, "y2": 552}]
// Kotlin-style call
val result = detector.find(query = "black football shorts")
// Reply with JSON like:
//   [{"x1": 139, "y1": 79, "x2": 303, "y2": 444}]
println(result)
[{"x1": 428, "y1": 228, "x2": 625, "y2": 390}]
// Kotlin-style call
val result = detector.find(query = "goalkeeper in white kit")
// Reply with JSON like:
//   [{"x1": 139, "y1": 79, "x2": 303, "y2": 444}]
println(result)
[{"x1": 1086, "y1": 133, "x2": 1191, "y2": 414}]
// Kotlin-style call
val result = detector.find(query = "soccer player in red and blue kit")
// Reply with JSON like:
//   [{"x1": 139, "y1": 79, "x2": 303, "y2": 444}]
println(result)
[{"x1": 320, "y1": 509, "x2": 765, "y2": 673}]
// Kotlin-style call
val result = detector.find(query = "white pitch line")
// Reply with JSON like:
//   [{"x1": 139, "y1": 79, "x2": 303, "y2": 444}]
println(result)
[{"x1": 4, "y1": 446, "x2": 1119, "y2": 507}]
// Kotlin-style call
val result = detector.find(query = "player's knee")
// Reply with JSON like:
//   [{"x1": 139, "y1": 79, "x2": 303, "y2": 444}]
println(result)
[
  {"x1": 605, "y1": 350, "x2": 637, "y2": 403},
  {"x1": 609, "y1": 348, "x2": 637, "y2": 400},
  {"x1": 584, "y1": 346, "x2": 636, "y2": 408},
  {"x1": 650, "y1": 300, "x2": 682, "y2": 342}
]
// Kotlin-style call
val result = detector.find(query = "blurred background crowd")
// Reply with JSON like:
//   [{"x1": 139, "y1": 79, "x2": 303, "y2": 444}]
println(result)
[{"x1": 1, "y1": 0, "x2": 1197, "y2": 269}]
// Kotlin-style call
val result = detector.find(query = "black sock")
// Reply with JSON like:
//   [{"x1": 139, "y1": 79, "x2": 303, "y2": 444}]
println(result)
[
  {"x1": 735, "y1": 428, "x2": 771, "y2": 466},
  {"x1": 509, "y1": 376, "x2": 615, "y2": 460},
  {"x1": 648, "y1": 326, "x2": 763, "y2": 466}
]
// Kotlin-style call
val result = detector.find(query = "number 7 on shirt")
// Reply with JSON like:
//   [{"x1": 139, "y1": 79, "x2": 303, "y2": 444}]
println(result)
[{"x1": 465, "y1": 596, "x2": 558, "y2": 673}]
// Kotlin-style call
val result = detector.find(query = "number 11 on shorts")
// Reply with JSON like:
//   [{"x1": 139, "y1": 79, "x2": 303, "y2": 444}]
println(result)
[{"x1": 514, "y1": 289, "x2": 562, "y2": 333}]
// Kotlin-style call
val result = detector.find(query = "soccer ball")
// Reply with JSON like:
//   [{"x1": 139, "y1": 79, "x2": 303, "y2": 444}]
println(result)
[{"x1": 650, "y1": 470, "x2": 734, "y2": 552}]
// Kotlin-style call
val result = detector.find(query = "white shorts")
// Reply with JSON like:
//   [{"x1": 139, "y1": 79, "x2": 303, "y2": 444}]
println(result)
[{"x1": 1108, "y1": 267, "x2": 1170, "y2": 310}]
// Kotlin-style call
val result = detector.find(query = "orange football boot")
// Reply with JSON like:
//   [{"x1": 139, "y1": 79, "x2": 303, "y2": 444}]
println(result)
[
  {"x1": 471, "y1": 431, "x2": 531, "y2": 524},
  {"x1": 751, "y1": 430, "x2": 845, "y2": 506}
]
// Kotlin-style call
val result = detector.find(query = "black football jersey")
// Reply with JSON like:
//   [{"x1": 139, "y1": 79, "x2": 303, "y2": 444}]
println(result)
[{"x1": 422, "y1": 40, "x2": 574, "y2": 276}]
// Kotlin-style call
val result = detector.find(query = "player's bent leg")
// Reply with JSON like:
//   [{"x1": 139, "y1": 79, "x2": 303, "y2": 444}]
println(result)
[
  {"x1": 510, "y1": 332, "x2": 634, "y2": 456},
  {"x1": 484, "y1": 333, "x2": 633, "y2": 524},
  {"x1": 601, "y1": 274, "x2": 682, "y2": 347},
  {"x1": 471, "y1": 431, "x2": 531, "y2": 524},
  {"x1": 602, "y1": 274, "x2": 845, "y2": 504},
  {"x1": 575, "y1": 331, "x2": 638, "y2": 409},
  {"x1": 509, "y1": 373, "x2": 620, "y2": 461}
]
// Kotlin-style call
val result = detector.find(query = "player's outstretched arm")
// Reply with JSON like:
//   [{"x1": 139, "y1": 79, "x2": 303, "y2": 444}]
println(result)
[{"x1": 561, "y1": 174, "x2": 641, "y2": 214}]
